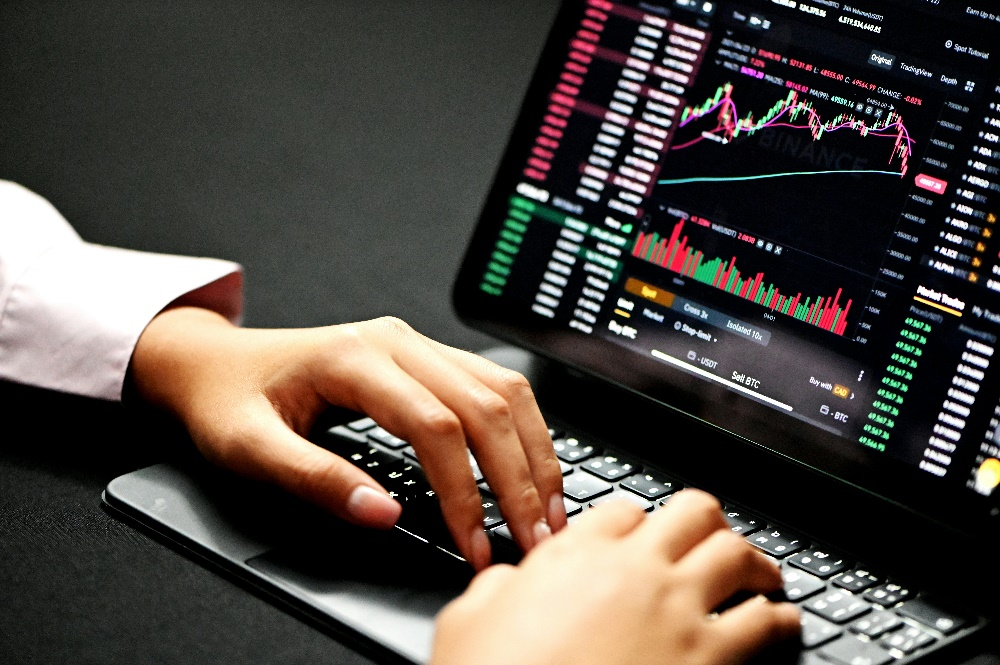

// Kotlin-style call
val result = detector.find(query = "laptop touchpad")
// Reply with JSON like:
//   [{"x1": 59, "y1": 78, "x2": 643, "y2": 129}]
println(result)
[{"x1": 247, "y1": 527, "x2": 472, "y2": 664}]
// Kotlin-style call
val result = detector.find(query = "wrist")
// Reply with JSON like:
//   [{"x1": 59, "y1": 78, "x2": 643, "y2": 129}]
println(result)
[{"x1": 130, "y1": 306, "x2": 237, "y2": 417}]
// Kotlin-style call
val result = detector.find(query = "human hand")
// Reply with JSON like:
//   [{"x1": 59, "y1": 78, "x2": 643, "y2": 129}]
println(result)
[
  {"x1": 130, "y1": 308, "x2": 566, "y2": 569},
  {"x1": 432, "y1": 490, "x2": 800, "y2": 665}
]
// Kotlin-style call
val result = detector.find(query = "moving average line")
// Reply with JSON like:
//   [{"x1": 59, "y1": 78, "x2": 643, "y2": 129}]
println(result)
[
  {"x1": 676, "y1": 82, "x2": 915, "y2": 175},
  {"x1": 658, "y1": 169, "x2": 905, "y2": 185}
]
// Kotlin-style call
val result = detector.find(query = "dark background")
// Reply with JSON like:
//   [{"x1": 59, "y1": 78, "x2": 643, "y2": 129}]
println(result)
[
  {"x1": 2, "y1": 2, "x2": 998, "y2": 664},
  {"x1": 0, "y1": 2, "x2": 559, "y2": 662},
  {"x1": 0, "y1": 0, "x2": 559, "y2": 342}
]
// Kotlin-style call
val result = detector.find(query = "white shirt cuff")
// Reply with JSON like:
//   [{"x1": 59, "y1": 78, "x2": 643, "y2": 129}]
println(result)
[{"x1": 0, "y1": 240, "x2": 242, "y2": 401}]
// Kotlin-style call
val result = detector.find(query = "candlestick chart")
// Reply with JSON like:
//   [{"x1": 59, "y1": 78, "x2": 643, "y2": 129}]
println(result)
[
  {"x1": 633, "y1": 217, "x2": 854, "y2": 336},
  {"x1": 651, "y1": 73, "x2": 937, "y2": 277},
  {"x1": 659, "y1": 82, "x2": 914, "y2": 185}
]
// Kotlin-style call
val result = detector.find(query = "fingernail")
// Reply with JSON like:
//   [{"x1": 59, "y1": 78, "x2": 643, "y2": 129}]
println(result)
[
  {"x1": 548, "y1": 494, "x2": 567, "y2": 531},
  {"x1": 532, "y1": 518, "x2": 552, "y2": 546},
  {"x1": 347, "y1": 485, "x2": 401, "y2": 528},
  {"x1": 470, "y1": 528, "x2": 492, "y2": 571}
]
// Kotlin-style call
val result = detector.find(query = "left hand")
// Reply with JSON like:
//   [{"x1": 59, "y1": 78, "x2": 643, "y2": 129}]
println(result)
[{"x1": 129, "y1": 307, "x2": 567, "y2": 569}]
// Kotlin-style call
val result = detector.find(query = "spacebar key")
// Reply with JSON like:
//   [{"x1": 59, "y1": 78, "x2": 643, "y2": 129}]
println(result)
[
  {"x1": 895, "y1": 597, "x2": 970, "y2": 635},
  {"x1": 397, "y1": 492, "x2": 453, "y2": 549},
  {"x1": 820, "y1": 635, "x2": 892, "y2": 665}
]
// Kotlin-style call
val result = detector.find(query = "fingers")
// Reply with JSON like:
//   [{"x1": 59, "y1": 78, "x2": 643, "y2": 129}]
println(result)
[
  {"x1": 313, "y1": 350, "x2": 491, "y2": 568},
  {"x1": 674, "y1": 529, "x2": 783, "y2": 610},
  {"x1": 317, "y1": 318, "x2": 556, "y2": 561},
  {"x1": 463, "y1": 564, "x2": 519, "y2": 605},
  {"x1": 567, "y1": 499, "x2": 648, "y2": 540},
  {"x1": 634, "y1": 489, "x2": 728, "y2": 561},
  {"x1": 429, "y1": 343, "x2": 566, "y2": 532},
  {"x1": 709, "y1": 596, "x2": 801, "y2": 663},
  {"x1": 632, "y1": 490, "x2": 797, "y2": 661},
  {"x1": 387, "y1": 342, "x2": 552, "y2": 552},
  {"x1": 212, "y1": 401, "x2": 402, "y2": 529}
]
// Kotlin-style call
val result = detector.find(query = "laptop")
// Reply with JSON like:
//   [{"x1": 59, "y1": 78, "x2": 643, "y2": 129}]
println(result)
[{"x1": 104, "y1": 1, "x2": 1000, "y2": 663}]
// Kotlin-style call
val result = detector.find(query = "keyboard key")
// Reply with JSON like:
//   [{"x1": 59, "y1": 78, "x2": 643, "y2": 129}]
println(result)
[
  {"x1": 833, "y1": 568, "x2": 881, "y2": 593},
  {"x1": 382, "y1": 462, "x2": 430, "y2": 501},
  {"x1": 799, "y1": 654, "x2": 835, "y2": 665},
  {"x1": 722, "y1": 508, "x2": 766, "y2": 536},
  {"x1": 564, "y1": 497, "x2": 583, "y2": 517},
  {"x1": 787, "y1": 549, "x2": 851, "y2": 579},
  {"x1": 590, "y1": 490, "x2": 653, "y2": 512},
  {"x1": 319, "y1": 426, "x2": 370, "y2": 453},
  {"x1": 480, "y1": 496, "x2": 505, "y2": 529},
  {"x1": 805, "y1": 590, "x2": 871, "y2": 624},
  {"x1": 895, "y1": 597, "x2": 969, "y2": 635},
  {"x1": 582, "y1": 454, "x2": 640, "y2": 481},
  {"x1": 862, "y1": 582, "x2": 912, "y2": 607},
  {"x1": 563, "y1": 473, "x2": 613, "y2": 502},
  {"x1": 396, "y1": 492, "x2": 450, "y2": 547},
  {"x1": 401, "y1": 445, "x2": 419, "y2": 462},
  {"x1": 879, "y1": 625, "x2": 936, "y2": 655},
  {"x1": 467, "y1": 454, "x2": 484, "y2": 483},
  {"x1": 782, "y1": 568, "x2": 826, "y2": 602},
  {"x1": 560, "y1": 460, "x2": 573, "y2": 475},
  {"x1": 820, "y1": 634, "x2": 893, "y2": 665},
  {"x1": 483, "y1": 522, "x2": 522, "y2": 561},
  {"x1": 491, "y1": 524, "x2": 514, "y2": 540},
  {"x1": 553, "y1": 437, "x2": 600, "y2": 463},
  {"x1": 347, "y1": 417, "x2": 377, "y2": 432},
  {"x1": 367, "y1": 427, "x2": 408, "y2": 449},
  {"x1": 746, "y1": 528, "x2": 807, "y2": 558},
  {"x1": 658, "y1": 495, "x2": 676, "y2": 508},
  {"x1": 849, "y1": 610, "x2": 902, "y2": 639},
  {"x1": 347, "y1": 446, "x2": 400, "y2": 471},
  {"x1": 800, "y1": 612, "x2": 842, "y2": 648},
  {"x1": 619, "y1": 472, "x2": 682, "y2": 500}
]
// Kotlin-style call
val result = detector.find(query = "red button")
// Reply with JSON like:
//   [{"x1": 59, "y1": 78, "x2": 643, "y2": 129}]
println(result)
[{"x1": 915, "y1": 173, "x2": 948, "y2": 194}]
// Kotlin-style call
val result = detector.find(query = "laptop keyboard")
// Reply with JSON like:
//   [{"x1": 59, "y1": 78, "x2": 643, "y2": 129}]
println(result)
[{"x1": 318, "y1": 418, "x2": 982, "y2": 665}]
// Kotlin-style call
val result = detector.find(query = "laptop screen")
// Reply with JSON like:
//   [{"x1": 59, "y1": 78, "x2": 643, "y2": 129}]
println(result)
[{"x1": 454, "y1": 0, "x2": 1000, "y2": 537}]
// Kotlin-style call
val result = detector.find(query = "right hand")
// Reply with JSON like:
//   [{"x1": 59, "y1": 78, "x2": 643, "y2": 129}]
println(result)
[{"x1": 432, "y1": 490, "x2": 801, "y2": 665}]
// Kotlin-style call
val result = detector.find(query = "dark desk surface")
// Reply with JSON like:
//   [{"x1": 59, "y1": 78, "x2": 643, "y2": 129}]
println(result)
[
  {"x1": 2, "y1": 2, "x2": 998, "y2": 664},
  {"x1": 0, "y1": 2, "x2": 556, "y2": 662}
]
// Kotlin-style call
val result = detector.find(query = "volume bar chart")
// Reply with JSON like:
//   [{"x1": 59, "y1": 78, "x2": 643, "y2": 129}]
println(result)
[{"x1": 633, "y1": 219, "x2": 853, "y2": 335}]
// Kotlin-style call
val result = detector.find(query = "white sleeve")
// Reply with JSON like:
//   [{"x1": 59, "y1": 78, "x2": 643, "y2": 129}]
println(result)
[{"x1": 0, "y1": 180, "x2": 243, "y2": 401}]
